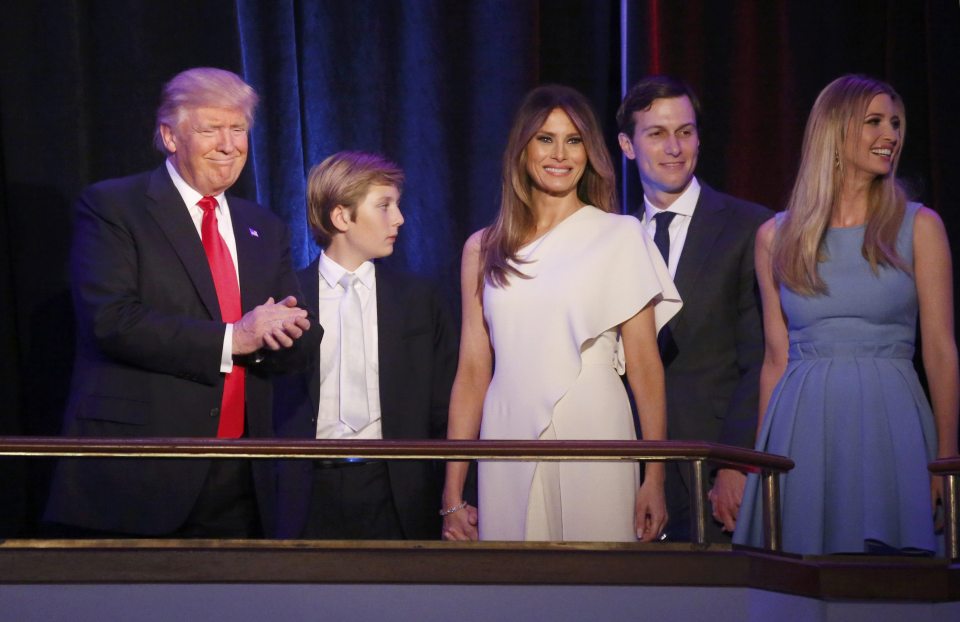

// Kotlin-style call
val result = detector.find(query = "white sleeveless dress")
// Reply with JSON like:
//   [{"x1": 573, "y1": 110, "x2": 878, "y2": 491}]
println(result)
[{"x1": 479, "y1": 206, "x2": 681, "y2": 541}]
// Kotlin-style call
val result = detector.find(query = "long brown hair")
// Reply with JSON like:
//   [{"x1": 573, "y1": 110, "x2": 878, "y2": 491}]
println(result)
[
  {"x1": 481, "y1": 84, "x2": 618, "y2": 289},
  {"x1": 774, "y1": 75, "x2": 908, "y2": 295}
]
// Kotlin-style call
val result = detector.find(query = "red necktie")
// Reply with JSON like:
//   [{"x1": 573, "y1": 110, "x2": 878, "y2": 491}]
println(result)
[{"x1": 198, "y1": 196, "x2": 245, "y2": 438}]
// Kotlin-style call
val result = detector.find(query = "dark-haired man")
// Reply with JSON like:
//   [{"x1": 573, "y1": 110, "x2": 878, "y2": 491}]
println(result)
[{"x1": 617, "y1": 76, "x2": 772, "y2": 541}]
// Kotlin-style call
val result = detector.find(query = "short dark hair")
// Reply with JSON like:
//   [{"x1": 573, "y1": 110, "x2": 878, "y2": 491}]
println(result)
[{"x1": 616, "y1": 75, "x2": 701, "y2": 137}]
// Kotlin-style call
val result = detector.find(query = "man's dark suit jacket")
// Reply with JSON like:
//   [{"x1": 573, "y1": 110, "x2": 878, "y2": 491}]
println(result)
[
  {"x1": 656, "y1": 182, "x2": 772, "y2": 446},
  {"x1": 273, "y1": 258, "x2": 458, "y2": 540},
  {"x1": 640, "y1": 182, "x2": 771, "y2": 537},
  {"x1": 44, "y1": 165, "x2": 318, "y2": 536}
]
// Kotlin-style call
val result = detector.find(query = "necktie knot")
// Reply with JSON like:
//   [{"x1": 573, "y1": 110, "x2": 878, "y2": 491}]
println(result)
[
  {"x1": 339, "y1": 272, "x2": 359, "y2": 291},
  {"x1": 653, "y1": 210, "x2": 676, "y2": 228},
  {"x1": 198, "y1": 196, "x2": 218, "y2": 213}
]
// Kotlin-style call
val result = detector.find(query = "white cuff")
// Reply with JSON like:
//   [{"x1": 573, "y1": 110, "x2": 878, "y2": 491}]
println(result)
[{"x1": 220, "y1": 324, "x2": 234, "y2": 373}]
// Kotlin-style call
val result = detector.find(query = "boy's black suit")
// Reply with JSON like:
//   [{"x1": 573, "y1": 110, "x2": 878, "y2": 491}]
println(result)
[{"x1": 274, "y1": 259, "x2": 457, "y2": 539}]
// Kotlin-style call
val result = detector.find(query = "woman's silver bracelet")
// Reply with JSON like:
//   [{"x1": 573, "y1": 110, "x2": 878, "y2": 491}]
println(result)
[{"x1": 439, "y1": 500, "x2": 468, "y2": 517}]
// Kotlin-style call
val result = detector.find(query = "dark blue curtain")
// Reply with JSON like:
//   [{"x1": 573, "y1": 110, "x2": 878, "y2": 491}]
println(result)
[{"x1": 237, "y1": 0, "x2": 537, "y2": 296}]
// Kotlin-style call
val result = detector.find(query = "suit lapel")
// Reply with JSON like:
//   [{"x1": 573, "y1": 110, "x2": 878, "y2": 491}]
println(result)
[
  {"x1": 145, "y1": 166, "x2": 221, "y2": 320},
  {"x1": 230, "y1": 199, "x2": 264, "y2": 313},
  {"x1": 670, "y1": 184, "x2": 727, "y2": 331},
  {"x1": 375, "y1": 264, "x2": 405, "y2": 440}
]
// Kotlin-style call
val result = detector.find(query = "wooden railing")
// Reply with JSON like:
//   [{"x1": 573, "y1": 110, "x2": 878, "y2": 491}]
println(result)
[
  {"x1": 10, "y1": 438, "x2": 960, "y2": 559},
  {"x1": 1, "y1": 437, "x2": 794, "y2": 549}
]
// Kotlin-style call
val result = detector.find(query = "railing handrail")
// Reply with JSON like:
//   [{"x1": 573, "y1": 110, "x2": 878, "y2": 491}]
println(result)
[
  {"x1": 928, "y1": 457, "x2": 960, "y2": 475},
  {"x1": 4, "y1": 436, "x2": 955, "y2": 559},
  {"x1": 0, "y1": 436, "x2": 800, "y2": 553},
  {"x1": 0, "y1": 436, "x2": 793, "y2": 473}
]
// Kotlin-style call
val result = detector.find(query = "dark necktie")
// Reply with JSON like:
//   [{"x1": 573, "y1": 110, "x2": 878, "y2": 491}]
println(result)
[
  {"x1": 652, "y1": 210, "x2": 677, "y2": 357},
  {"x1": 652, "y1": 210, "x2": 677, "y2": 263},
  {"x1": 198, "y1": 196, "x2": 245, "y2": 439}
]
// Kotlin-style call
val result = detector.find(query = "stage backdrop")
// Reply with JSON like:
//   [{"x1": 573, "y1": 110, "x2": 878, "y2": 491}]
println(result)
[{"x1": 1, "y1": 0, "x2": 957, "y2": 535}]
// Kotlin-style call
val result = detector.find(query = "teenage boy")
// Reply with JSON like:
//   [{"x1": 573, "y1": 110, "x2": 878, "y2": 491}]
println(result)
[{"x1": 274, "y1": 151, "x2": 457, "y2": 539}]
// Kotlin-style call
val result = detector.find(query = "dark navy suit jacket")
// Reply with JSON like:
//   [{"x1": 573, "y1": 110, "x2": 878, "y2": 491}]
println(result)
[
  {"x1": 45, "y1": 165, "x2": 319, "y2": 535},
  {"x1": 652, "y1": 182, "x2": 772, "y2": 449},
  {"x1": 639, "y1": 182, "x2": 771, "y2": 541}
]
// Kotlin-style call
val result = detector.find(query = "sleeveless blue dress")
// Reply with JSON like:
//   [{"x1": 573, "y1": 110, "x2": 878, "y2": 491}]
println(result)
[{"x1": 734, "y1": 203, "x2": 938, "y2": 555}]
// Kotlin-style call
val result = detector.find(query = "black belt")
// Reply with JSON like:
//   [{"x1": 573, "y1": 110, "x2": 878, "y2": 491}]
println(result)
[{"x1": 313, "y1": 459, "x2": 380, "y2": 470}]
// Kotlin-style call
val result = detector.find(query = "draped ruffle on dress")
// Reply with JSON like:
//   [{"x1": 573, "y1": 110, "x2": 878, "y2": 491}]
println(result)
[
  {"x1": 734, "y1": 203, "x2": 939, "y2": 555},
  {"x1": 478, "y1": 206, "x2": 681, "y2": 541}
]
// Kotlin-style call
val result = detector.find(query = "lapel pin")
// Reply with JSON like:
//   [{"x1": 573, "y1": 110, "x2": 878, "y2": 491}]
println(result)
[{"x1": 249, "y1": 228, "x2": 259, "y2": 238}]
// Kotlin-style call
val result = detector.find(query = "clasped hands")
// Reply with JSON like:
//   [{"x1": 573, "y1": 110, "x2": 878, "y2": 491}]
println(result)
[
  {"x1": 707, "y1": 468, "x2": 746, "y2": 532},
  {"x1": 232, "y1": 295, "x2": 311, "y2": 354},
  {"x1": 441, "y1": 502, "x2": 479, "y2": 541}
]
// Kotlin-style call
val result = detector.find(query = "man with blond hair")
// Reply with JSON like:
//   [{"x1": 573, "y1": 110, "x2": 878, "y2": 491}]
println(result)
[{"x1": 45, "y1": 67, "x2": 318, "y2": 538}]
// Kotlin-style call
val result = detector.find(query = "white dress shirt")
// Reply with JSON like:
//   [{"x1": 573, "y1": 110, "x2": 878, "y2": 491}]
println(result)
[
  {"x1": 642, "y1": 177, "x2": 701, "y2": 279},
  {"x1": 315, "y1": 252, "x2": 383, "y2": 440},
  {"x1": 166, "y1": 159, "x2": 238, "y2": 373}
]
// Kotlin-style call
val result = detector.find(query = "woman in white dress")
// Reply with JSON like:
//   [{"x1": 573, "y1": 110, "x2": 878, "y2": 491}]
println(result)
[{"x1": 440, "y1": 85, "x2": 681, "y2": 542}]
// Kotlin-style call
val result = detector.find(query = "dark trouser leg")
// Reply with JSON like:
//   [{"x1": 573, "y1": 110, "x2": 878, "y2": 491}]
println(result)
[
  {"x1": 173, "y1": 459, "x2": 261, "y2": 538},
  {"x1": 302, "y1": 461, "x2": 404, "y2": 540}
]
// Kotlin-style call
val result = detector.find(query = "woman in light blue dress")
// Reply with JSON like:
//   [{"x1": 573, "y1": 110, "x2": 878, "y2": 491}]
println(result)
[{"x1": 734, "y1": 75, "x2": 958, "y2": 555}]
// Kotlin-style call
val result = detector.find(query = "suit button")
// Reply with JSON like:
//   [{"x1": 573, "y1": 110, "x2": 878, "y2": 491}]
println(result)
[{"x1": 210, "y1": 408, "x2": 220, "y2": 418}]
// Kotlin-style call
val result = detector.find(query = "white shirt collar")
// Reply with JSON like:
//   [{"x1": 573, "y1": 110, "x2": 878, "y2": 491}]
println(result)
[
  {"x1": 165, "y1": 159, "x2": 227, "y2": 210},
  {"x1": 318, "y1": 251, "x2": 376, "y2": 290},
  {"x1": 643, "y1": 176, "x2": 701, "y2": 222}
]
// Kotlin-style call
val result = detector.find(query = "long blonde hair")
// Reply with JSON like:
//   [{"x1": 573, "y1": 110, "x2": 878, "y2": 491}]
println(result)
[
  {"x1": 481, "y1": 85, "x2": 618, "y2": 289},
  {"x1": 773, "y1": 75, "x2": 909, "y2": 295}
]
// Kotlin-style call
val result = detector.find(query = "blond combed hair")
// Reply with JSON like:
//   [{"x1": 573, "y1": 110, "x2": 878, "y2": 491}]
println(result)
[
  {"x1": 481, "y1": 84, "x2": 618, "y2": 289},
  {"x1": 154, "y1": 67, "x2": 258, "y2": 153},
  {"x1": 773, "y1": 75, "x2": 909, "y2": 295}
]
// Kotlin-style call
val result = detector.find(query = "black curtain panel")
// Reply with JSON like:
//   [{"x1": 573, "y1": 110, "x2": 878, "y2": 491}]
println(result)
[{"x1": 1, "y1": 0, "x2": 957, "y2": 536}]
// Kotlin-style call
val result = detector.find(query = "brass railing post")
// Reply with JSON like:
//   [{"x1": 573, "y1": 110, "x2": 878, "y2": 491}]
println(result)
[
  {"x1": 928, "y1": 458, "x2": 960, "y2": 561},
  {"x1": 761, "y1": 470, "x2": 782, "y2": 552},
  {"x1": 944, "y1": 473, "x2": 958, "y2": 561},
  {"x1": 689, "y1": 459, "x2": 708, "y2": 546}
]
